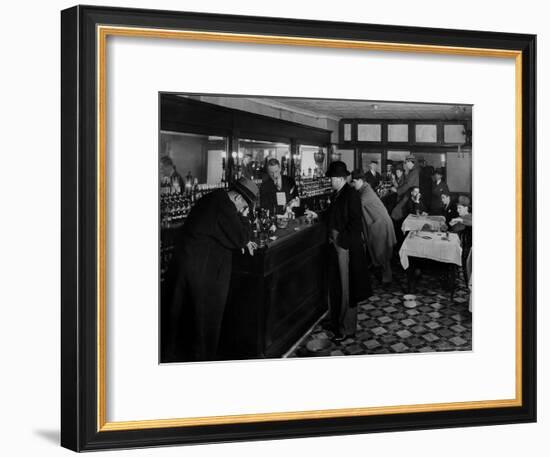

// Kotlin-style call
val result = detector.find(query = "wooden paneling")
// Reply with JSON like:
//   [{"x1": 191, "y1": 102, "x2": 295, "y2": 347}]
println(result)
[
  {"x1": 221, "y1": 222, "x2": 328, "y2": 359},
  {"x1": 161, "y1": 94, "x2": 332, "y2": 146}
]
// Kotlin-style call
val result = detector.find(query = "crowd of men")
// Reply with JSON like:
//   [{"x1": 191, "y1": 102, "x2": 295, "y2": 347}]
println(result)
[{"x1": 161, "y1": 153, "x2": 472, "y2": 361}]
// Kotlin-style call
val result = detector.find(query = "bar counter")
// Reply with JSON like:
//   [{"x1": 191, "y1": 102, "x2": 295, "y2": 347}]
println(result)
[{"x1": 219, "y1": 215, "x2": 328, "y2": 359}]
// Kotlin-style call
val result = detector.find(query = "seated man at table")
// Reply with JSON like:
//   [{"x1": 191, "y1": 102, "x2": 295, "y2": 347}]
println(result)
[
  {"x1": 449, "y1": 195, "x2": 472, "y2": 283},
  {"x1": 405, "y1": 186, "x2": 428, "y2": 216},
  {"x1": 437, "y1": 191, "x2": 458, "y2": 224},
  {"x1": 259, "y1": 158, "x2": 299, "y2": 216}
]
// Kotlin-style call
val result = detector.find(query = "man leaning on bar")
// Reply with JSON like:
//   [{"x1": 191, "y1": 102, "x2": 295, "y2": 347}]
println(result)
[{"x1": 161, "y1": 177, "x2": 259, "y2": 362}]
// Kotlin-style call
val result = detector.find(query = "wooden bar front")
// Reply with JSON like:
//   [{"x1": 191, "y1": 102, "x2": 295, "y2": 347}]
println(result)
[{"x1": 220, "y1": 219, "x2": 328, "y2": 359}]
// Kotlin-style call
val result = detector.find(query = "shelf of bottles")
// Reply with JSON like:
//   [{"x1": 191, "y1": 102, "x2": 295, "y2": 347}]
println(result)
[
  {"x1": 161, "y1": 178, "x2": 229, "y2": 227},
  {"x1": 160, "y1": 173, "x2": 229, "y2": 280},
  {"x1": 295, "y1": 176, "x2": 332, "y2": 212}
]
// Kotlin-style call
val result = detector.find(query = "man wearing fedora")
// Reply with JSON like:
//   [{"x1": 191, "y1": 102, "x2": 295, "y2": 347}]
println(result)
[
  {"x1": 161, "y1": 177, "x2": 259, "y2": 362},
  {"x1": 324, "y1": 161, "x2": 372, "y2": 341}
]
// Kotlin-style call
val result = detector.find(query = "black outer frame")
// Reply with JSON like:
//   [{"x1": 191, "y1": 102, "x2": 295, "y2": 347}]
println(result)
[{"x1": 61, "y1": 5, "x2": 536, "y2": 452}]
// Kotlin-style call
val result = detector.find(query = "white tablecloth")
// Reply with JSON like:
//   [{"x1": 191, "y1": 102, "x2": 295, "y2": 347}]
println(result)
[
  {"x1": 401, "y1": 214, "x2": 447, "y2": 233},
  {"x1": 399, "y1": 231, "x2": 462, "y2": 269}
]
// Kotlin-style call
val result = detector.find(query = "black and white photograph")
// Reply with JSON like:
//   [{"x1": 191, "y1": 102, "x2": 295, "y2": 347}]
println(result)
[{"x1": 159, "y1": 94, "x2": 473, "y2": 363}]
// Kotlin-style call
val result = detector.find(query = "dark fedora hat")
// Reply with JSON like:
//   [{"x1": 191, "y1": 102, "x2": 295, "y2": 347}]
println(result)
[
  {"x1": 350, "y1": 169, "x2": 366, "y2": 180},
  {"x1": 326, "y1": 161, "x2": 350, "y2": 178},
  {"x1": 434, "y1": 167, "x2": 444, "y2": 176},
  {"x1": 231, "y1": 177, "x2": 259, "y2": 206}
]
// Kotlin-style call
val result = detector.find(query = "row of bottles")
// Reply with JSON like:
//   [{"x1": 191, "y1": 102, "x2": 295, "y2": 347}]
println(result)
[
  {"x1": 160, "y1": 181, "x2": 229, "y2": 225},
  {"x1": 296, "y1": 177, "x2": 332, "y2": 199}
]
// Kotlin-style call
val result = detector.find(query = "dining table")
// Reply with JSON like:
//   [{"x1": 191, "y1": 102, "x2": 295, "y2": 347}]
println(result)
[
  {"x1": 398, "y1": 230, "x2": 462, "y2": 298},
  {"x1": 401, "y1": 214, "x2": 447, "y2": 233}
]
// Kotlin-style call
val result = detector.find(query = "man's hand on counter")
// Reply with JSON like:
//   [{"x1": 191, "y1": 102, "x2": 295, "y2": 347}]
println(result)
[
  {"x1": 304, "y1": 209, "x2": 319, "y2": 219},
  {"x1": 241, "y1": 241, "x2": 258, "y2": 256}
]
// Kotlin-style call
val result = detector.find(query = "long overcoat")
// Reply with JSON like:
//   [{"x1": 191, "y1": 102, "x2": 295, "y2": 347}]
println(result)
[
  {"x1": 161, "y1": 190, "x2": 251, "y2": 362},
  {"x1": 358, "y1": 183, "x2": 397, "y2": 266},
  {"x1": 391, "y1": 165, "x2": 420, "y2": 221},
  {"x1": 327, "y1": 183, "x2": 372, "y2": 307}
]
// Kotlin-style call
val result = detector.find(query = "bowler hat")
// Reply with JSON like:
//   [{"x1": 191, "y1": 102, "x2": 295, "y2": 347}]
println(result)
[
  {"x1": 351, "y1": 169, "x2": 366, "y2": 180},
  {"x1": 231, "y1": 177, "x2": 259, "y2": 206},
  {"x1": 434, "y1": 168, "x2": 444, "y2": 176},
  {"x1": 326, "y1": 161, "x2": 350, "y2": 177}
]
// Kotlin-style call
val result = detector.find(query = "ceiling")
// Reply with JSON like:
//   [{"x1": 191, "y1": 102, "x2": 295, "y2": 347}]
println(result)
[{"x1": 248, "y1": 97, "x2": 472, "y2": 121}]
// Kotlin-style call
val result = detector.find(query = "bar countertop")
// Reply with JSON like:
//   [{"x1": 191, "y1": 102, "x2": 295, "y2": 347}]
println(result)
[{"x1": 220, "y1": 213, "x2": 328, "y2": 359}]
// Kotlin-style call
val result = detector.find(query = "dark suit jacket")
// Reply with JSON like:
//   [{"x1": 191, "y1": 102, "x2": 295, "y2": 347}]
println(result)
[
  {"x1": 405, "y1": 197, "x2": 427, "y2": 216},
  {"x1": 396, "y1": 166, "x2": 420, "y2": 199},
  {"x1": 365, "y1": 170, "x2": 381, "y2": 189},
  {"x1": 161, "y1": 190, "x2": 251, "y2": 362},
  {"x1": 431, "y1": 179, "x2": 450, "y2": 212},
  {"x1": 391, "y1": 166, "x2": 420, "y2": 220},
  {"x1": 259, "y1": 175, "x2": 298, "y2": 214},
  {"x1": 327, "y1": 183, "x2": 371, "y2": 305},
  {"x1": 439, "y1": 202, "x2": 459, "y2": 224}
]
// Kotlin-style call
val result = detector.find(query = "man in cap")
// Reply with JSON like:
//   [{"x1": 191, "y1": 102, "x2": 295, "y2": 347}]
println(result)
[
  {"x1": 351, "y1": 169, "x2": 397, "y2": 285},
  {"x1": 391, "y1": 155, "x2": 420, "y2": 221},
  {"x1": 161, "y1": 177, "x2": 259, "y2": 362},
  {"x1": 324, "y1": 161, "x2": 372, "y2": 341},
  {"x1": 430, "y1": 168, "x2": 450, "y2": 214}
]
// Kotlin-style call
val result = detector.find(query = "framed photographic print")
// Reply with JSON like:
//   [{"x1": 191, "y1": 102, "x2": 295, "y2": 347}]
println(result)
[{"x1": 61, "y1": 5, "x2": 536, "y2": 452}]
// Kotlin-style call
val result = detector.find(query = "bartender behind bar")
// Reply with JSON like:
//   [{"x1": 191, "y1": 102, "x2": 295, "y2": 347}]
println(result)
[{"x1": 260, "y1": 158, "x2": 299, "y2": 215}]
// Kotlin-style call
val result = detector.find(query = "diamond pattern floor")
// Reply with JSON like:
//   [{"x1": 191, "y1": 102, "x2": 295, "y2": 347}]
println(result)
[{"x1": 289, "y1": 261, "x2": 472, "y2": 358}]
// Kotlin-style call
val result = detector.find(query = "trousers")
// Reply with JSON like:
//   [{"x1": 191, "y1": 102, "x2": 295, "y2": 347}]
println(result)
[{"x1": 328, "y1": 236, "x2": 357, "y2": 337}]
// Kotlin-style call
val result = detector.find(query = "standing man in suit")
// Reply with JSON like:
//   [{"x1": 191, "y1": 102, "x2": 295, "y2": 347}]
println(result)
[
  {"x1": 161, "y1": 177, "x2": 259, "y2": 362},
  {"x1": 431, "y1": 168, "x2": 450, "y2": 214},
  {"x1": 324, "y1": 161, "x2": 372, "y2": 341},
  {"x1": 364, "y1": 160, "x2": 381, "y2": 189},
  {"x1": 259, "y1": 158, "x2": 299, "y2": 215},
  {"x1": 418, "y1": 160, "x2": 434, "y2": 211},
  {"x1": 391, "y1": 155, "x2": 420, "y2": 221}
]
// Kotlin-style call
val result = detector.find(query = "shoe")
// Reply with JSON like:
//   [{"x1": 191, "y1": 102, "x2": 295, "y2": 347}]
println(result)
[{"x1": 332, "y1": 333, "x2": 345, "y2": 342}]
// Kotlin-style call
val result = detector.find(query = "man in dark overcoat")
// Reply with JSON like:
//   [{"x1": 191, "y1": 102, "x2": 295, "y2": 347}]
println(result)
[
  {"x1": 324, "y1": 161, "x2": 372, "y2": 341},
  {"x1": 161, "y1": 177, "x2": 259, "y2": 362}
]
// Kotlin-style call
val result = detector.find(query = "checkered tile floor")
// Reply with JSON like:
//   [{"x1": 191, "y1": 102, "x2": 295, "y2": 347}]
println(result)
[{"x1": 289, "y1": 261, "x2": 472, "y2": 358}]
